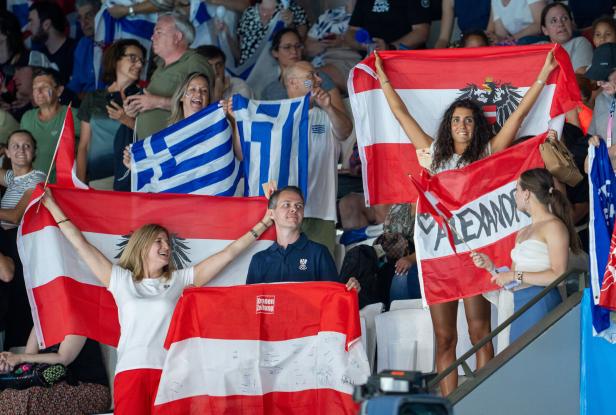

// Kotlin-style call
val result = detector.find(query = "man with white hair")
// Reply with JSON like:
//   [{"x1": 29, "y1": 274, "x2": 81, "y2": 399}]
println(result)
[
  {"x1": 125, "y1": 12, "x2": 214, "y2": 139},
  {"x1": 283, "y1": 60, "x2": 352, "y2": 254}
]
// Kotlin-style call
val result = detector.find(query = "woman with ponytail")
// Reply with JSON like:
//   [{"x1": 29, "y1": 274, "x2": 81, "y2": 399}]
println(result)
[{"x1": 471, "y1": 168, "x2": 581, "y2": 343}]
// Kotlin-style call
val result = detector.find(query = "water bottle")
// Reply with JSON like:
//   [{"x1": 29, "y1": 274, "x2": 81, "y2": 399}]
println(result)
[{"x1": 355, "y1": 28, "x2": 376, "y2": 54}]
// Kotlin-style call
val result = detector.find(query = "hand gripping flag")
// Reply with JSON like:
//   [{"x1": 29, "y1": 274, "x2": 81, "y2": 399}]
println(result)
[
  {"x1": 588, "y1": 140, "x2": 616, "y2": 337},
  {"x1": 130, "y1": 102, "x2": 241, "y2": 195},
  {"x1": 154, "y1": 283, "x2": 370, "y2": 415},
  {"x1": 414, "y1": 134, "x2": 545, "y2": 305},
  {"x1": 409, "y1": 173, "x2": 456, "y2": 253},
  {"x1": 348, "y1": 44, "x2": 581, "y2": 205},
  {"x1": 233, "y1": 94, "x2": 310, "y2": 197}
]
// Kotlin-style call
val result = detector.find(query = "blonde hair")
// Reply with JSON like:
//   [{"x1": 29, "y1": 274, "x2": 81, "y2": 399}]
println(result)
[
  {"x1": 168, "y1": 72, "x2": 211, "y2": 126},
  {"x1": 118, "y1": 224, "x2": 175, "y2": 282}
]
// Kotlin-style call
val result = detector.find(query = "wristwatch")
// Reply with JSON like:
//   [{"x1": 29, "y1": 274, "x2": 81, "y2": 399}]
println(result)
[
  {"x1": 515, "y1": 271, "x2": 524, "y2": 284},
  {"x1": 128, "y1": 5, "x2": 135, "y2": 16}
]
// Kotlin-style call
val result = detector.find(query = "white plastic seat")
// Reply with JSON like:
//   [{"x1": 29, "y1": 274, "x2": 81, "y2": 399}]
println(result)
[
  {"x1": 359, "y1": 302, "x2": 384, "y2": 372},
  {"x1": 375, "y1": 308, "x2": 435, "y2": 373},
  {"x1": 389, "y1": 299, "x2": 424, "y2": 311}
]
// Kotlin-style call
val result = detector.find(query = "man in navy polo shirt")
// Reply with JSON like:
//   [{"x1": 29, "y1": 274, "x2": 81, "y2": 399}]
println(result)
[{"x1": 247, "y1": 186, "x2": 360, "y2": 290}]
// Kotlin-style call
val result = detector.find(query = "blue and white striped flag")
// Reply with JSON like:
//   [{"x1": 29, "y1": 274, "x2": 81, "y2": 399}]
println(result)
[
  {"x1": 233, "y1": 94, "x2": 310, "y2": 197},
  {"x1": 130, "y1": 103, "x2": 241, "y2": 196}
]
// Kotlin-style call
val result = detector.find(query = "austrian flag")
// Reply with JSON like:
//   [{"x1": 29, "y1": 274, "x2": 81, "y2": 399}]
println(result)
[
  {"x1": 348, "y1": 44, "x2": 580, "y2": 205},
  {"x1": 154, "y1": 283, "x2": 370, "y2": 415}
]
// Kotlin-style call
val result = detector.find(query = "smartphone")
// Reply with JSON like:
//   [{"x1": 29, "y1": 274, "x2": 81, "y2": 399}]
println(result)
[
  {"x1": 124, "y1": 83, "x2": 143, "y2": 97},
  {"x1": 107, "y1": 92, "x2": 123, "y2": 107}
]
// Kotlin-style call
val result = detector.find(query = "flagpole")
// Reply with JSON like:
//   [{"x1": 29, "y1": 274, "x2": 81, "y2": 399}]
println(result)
[{"x1": 36, "y1": 104, "x2": 73, "y2": 213}]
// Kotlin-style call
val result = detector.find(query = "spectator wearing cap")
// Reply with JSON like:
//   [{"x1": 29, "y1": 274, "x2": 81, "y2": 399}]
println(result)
[
  {"x1": 66, "y1": 0, "x2": 102, "y2": 97},
  {"x1": 124, "y1": 12, "x2": 214, "y2": 140},
  {"x1": 19, "y1": 68, "x2": 80, "y2": 182},
  {"x1": 28, "y1": 1, "x2": 76, "y2": 84},
  {"x1": 586, "y1": 43, "x2": 616, "y2": 145}
]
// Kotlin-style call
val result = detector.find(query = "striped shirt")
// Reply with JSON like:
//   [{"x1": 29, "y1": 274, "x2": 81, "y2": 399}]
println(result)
[{"x1": 1, "y1": 169, "x2": 46, "y2": 219}]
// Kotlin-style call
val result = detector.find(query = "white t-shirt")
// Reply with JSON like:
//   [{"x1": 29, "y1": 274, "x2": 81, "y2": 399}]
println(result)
[
  {"x1": 561, "y1": 36, "x2": 593, "y2": 72},
  {"x1": 108, "y1": 265, "x2": 194, "y2": 374},
  {"x1": 304, "y1": 107, "x2": 338, "y2": 221},
  {"x1": 492, "y1": 0, "x2": 542, "y2": 36}
]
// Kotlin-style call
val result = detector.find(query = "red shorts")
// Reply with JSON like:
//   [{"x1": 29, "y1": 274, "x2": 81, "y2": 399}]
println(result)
[{"x1": 113, "y1": 368, "x2": 162, "y2": 415}]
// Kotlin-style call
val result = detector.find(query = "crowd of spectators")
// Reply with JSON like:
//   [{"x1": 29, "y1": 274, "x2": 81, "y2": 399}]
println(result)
[{"x1": 0, "y1": 0, "x2": 615, "y2": 410}]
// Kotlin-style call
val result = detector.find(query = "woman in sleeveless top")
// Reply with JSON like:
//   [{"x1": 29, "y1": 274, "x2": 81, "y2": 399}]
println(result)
[
  {"x1": 375, "y1": 50, "x2": 557, "y2": 395},
  {"x1": 472, "y1": 168, "x2": 582, "y2": 343}
]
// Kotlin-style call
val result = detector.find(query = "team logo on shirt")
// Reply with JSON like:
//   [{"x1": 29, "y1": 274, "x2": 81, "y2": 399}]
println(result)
[
  {"x1": 458, "y1": 77, "x2": 523, "y2": 132},
  {"x1": 311, "y1": 125, "x2": 326, "y2": 135},
  {"x1": 115, "y1": 233, "x2": 191, "y2": 268},
  {"x1": 299, "y1": 258, "x2": 308, "y2": 271},
  {"x1": 372, "y1": 0, "x2": 389, "y2": 13},
  {"x1": 256, "y1": 295, "x2": 276, "y2": 314}
]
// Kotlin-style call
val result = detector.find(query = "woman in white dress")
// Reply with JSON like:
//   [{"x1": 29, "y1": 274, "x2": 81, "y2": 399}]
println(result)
[{"x1": 471, "y1": 168, "x2": 582, "y2": 342}]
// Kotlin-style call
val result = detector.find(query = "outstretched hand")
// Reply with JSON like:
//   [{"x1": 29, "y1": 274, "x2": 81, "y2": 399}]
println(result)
[{"x1": 539, "y1": 49, "x2": 558, "y2": 80}]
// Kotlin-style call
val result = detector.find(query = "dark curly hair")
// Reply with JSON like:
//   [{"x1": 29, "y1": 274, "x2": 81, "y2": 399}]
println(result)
[{"x1": 431, "y1": 99, "x2": 492, "y2": 172}]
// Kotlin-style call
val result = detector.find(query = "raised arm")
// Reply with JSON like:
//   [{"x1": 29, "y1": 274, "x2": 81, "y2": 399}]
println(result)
[
  {"x1": 490, "y1": 50, "x2": 558, "y2": 152},
  {"x1": 193, "y1": 212, "x2": 273, "y2": 287},
  {"x1": 374, "y1": 51, "x2": 433, "y2": 149},
  {"x1": 42, "y1": 189, "x2": 112, "y2": 287}
]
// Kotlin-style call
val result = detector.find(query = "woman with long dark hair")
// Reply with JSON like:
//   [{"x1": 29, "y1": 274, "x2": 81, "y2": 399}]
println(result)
[
  {"x1": 374, "y1": 49, "x2": 557, "y2": 395},
  {"x1": 471, "y1": 168, "x2": 581, "y2": 342}
]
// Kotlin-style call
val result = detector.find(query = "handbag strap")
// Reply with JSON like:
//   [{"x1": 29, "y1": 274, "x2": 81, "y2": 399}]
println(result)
[{"x1": 607, "y1": 97, "x2": 615, "y2": 147}]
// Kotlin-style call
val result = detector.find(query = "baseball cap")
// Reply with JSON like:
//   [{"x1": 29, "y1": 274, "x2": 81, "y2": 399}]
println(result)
[{"x1": 586, "y1": 43, "x2": 616, "y2": 81}]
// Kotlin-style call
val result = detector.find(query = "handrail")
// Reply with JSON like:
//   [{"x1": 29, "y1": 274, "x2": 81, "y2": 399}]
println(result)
[{"x1": 427, "y1": 268, "x2": 586, "y2": 391}]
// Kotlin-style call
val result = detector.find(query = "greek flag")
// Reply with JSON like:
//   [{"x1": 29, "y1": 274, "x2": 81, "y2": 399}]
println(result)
[
  {"x1": 233, "y1": 94, "x2": 310, "y2": 197},
  {"x1": 589, "y1": 140, "x2": 616, "y2": 338},
  {"x1": 130, "y1": 103, "x2": 241, "y2": 196}
]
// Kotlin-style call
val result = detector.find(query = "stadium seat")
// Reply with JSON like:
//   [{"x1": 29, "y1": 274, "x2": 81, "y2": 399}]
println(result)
[
  {"x1": 360, "y1": 302, "x2": 384, "y2": 372},
  {"x1": 375, "y1": 308, "x2": 435, "y2": 373}
]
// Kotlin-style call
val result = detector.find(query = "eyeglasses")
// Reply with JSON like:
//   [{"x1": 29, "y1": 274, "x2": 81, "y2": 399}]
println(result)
[
  {"x1": 122, "y1": 54, "x2": 144, "y2": 64},
  {"x1": 185, "y1": 87, "x2": 209, "y2": 96},
  {"x1": 279, "y1": 43, "x2": 304, "y2": 52}
]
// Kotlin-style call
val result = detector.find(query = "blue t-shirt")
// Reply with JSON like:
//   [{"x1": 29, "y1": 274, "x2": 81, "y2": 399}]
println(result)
[
  {"x1": 67, "y1": 36, "x2": 99, "y2": 94},
  {"x1": 455, "y1": 0, "x2": 490, "y2": 33},
  {"x1": 246, "y1": 233, "x2": 339, "y2": 284}
]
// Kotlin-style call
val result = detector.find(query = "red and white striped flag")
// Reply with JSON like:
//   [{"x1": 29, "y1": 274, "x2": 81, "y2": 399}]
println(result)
[
  {"x1": 54, "y1": 106, "x2": 88, "y2": 189},
  {"x1": 415, "y1": 134, "x2": 545, "y2": 305},
  {"x1": 348, "y1": 44, "x2": 580, "y2": 206},
  {"x1": 153, "y1": 283, "x2": 369, "y2": 415},
  {"x1": 409, "y1": 173, "x2": 456, "y2": 252},
  {"x1": 17, "y1": 186, "x2": 275, "y2": 348}
]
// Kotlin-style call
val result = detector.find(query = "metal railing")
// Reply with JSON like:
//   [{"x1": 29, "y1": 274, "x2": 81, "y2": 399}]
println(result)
[{"x1": 427, "y1": 268, "x2": 587, "y2": 391}]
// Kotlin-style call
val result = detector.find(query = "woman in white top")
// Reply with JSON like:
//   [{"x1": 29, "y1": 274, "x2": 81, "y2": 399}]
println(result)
[
  {"x1": 471, "y1": 168, "x2": 581, "y2": 342},
  {"x1": 540, "y1": 2, "x2": 593, "y2": 73},
  {"x1": 374, "y1": 49, "x2": 557, "y2": 395},
  {"x1": 487, "y1": 0, "x2": 546, "y2": 44},
  {"x1": 42, "y1": 189, "x2": 272, "y2": 415}
]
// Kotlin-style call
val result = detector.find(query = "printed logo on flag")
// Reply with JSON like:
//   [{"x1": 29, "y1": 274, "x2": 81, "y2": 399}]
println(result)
[
  {"x1": 256, "y1": 295, "x2": 276, "y2": 314},
  {"x1": 458, "y1": 77, "x2": 523, "y2": 129}
]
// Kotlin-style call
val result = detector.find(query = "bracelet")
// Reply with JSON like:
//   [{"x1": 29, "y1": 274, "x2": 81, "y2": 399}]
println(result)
[
  {"x1": 56, "y1": 218, "x2": 70, "y2": 225},
  {"x1": 515, "y1": 271, "x2": 524, "y2": 283},
  {"x1": 259, "y1": 220, "x2": 268, "y2": 228},
  {"x1": 535, "y1": 79, "x2": 545, "y2": 85},
  {"x1": 128, "y1": 5, "x2": 135, "y2": 16},
  {"x1": 249, "y1": 228, "x2": 259, "y2": 239},
  {"x1": 381, "y1": 79, "x2": 390, "y2": 84}
]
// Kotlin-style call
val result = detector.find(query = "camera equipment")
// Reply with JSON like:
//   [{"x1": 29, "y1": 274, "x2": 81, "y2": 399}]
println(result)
[{"x1": 355, "y1": 371, "x2": 453, "y2": 415}]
